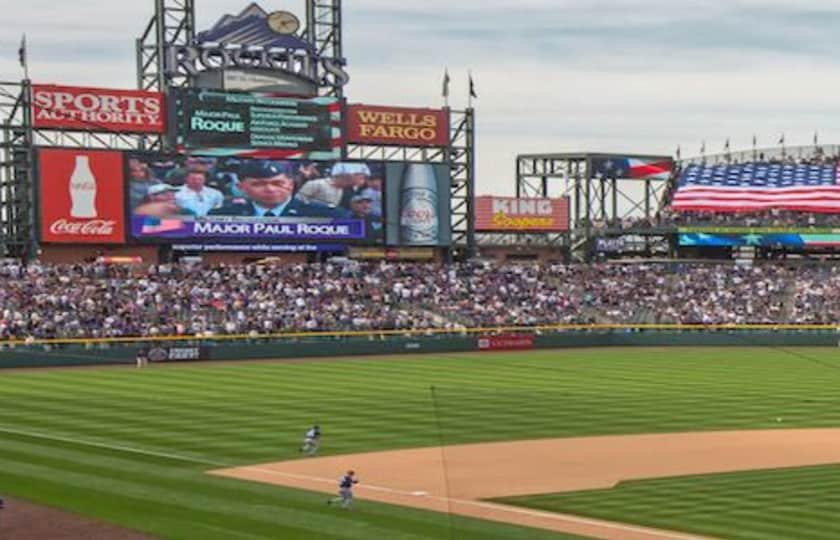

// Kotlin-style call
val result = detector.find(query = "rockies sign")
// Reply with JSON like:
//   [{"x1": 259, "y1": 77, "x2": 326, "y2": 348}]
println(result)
[{"x1": 164, "y1": 4, "x2": 349, "y2": 96}]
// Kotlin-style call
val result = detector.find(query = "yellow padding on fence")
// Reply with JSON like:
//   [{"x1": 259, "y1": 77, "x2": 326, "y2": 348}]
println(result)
[{"x1": 2, "y1": 323, "x2": 838, "y2": 347}]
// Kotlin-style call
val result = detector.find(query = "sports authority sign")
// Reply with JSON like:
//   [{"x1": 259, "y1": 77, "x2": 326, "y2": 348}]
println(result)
[
  {"x1": 32, "y1": 84, "x2": 165, "y2": 133},
  {"x1": 347, "y1": 105, "x2": 449, "y2": 147},
  {"x1": 38, "y1": 148, "x2": 126, "y2": 244},
  {"x1": 475, "y1": 197, "x2": 570, "y2": 232}
]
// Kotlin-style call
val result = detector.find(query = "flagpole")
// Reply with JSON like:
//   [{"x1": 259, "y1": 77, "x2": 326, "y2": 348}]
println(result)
[
  {"x1": 467, "y1": 70, "x2": 473, "y2": 109},
  {"x1": 19, "y1": 34, "x2": 29, "y2": 80},
  {"x1": 442, "y1": 68, "x2": 450, "y2": 108}
]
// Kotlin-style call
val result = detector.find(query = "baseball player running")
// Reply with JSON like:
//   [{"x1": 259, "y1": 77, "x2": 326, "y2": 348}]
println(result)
[
  {"x1": 327, "y1": 470, "x2": 359, "y2": 509},
  {"x1": 300, "y1": 425, "x2": 321, "y2": 456}
]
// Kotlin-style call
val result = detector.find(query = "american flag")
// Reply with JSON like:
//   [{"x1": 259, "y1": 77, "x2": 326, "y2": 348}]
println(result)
[{"x1": 672, "y1": 163, "x2": 840, "y2": 213}]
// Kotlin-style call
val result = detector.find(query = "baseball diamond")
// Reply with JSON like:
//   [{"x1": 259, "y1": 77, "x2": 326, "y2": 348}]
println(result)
[{"x1": 2, "y1": 347, "x2": 840, "y2": 539}]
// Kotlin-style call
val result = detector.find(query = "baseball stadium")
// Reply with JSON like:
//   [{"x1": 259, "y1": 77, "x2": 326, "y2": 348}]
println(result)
[{"x1": 1, "y1": 2, "x2": 840, "y2": 540}]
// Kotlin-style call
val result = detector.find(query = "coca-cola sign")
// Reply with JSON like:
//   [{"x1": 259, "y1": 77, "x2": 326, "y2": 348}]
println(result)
[
  {"x1": 38, "y1": 149, "x2": 126, "y2": 244},
  {"x1": 49, "y1": 219, "x2": 117, "y2": 236},
  {"x1": 32, "y1": 84, "x2": 165, "y2": 133}
]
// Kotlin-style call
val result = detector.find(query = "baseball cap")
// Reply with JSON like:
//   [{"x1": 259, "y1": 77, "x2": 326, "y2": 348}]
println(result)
[
  {"x1": 239, "y1": 160, "x2": 296, "y2": 180},
  {"x1": 146, "y1": 183, "x2": 179, "y2": 196},
  {"x1": 350, "y1": 193, "x2": 373, "y2": 203},
  {"x1": 367, "y1": 163, "x2": 384, "y2": 178},
  {"x1": 331, "y1": 162, "x2": 371, "y2": 176}
]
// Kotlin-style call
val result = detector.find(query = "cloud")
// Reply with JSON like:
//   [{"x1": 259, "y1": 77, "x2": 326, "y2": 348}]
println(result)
[{"x1": 2, "y1": 0, "x2": 839, "y2": 198}]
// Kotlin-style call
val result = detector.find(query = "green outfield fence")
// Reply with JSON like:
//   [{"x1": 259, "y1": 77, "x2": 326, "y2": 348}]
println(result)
[{"x1": 0, "y1": 324, "x2": 838, "y2": 369}]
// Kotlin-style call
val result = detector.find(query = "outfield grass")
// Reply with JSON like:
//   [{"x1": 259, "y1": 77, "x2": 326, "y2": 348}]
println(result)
[{"x1": 1, "y1": 346, "x2": 839, "y2": 538}]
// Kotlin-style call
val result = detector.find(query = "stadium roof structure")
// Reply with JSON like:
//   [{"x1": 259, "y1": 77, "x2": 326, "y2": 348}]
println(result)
[
  {"x1": 516, "y1": 151, "x2": 673, "y2": 162},
  {"x1": 515, "y1": 151, "x2": 676, "y2": 261}
]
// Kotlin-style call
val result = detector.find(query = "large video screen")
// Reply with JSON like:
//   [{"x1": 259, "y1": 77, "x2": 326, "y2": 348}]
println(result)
[
  {"x1": 128, "y1": 153, "x2": 385, "y2": 245},
  {"x1": 171, "y1": 89, "x2": 341, "y2": 160}
]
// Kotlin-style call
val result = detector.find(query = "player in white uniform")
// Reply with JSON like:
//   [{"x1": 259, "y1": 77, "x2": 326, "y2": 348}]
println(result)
[{"x1": 300, "y1": 425, "x2": 321, "y2": 456}]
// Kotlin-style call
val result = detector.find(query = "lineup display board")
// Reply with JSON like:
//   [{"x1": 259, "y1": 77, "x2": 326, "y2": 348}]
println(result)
[{"x1": 171, "y1": 89, "x2": 342, "y2": 160}]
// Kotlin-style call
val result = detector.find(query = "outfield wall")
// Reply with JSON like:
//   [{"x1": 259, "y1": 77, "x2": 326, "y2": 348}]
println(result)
[{"x1": 0, "y1": 328, "x2": 837, "y2": 369}]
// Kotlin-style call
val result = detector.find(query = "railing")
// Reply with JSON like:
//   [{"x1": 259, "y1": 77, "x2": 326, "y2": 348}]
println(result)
[
  {"x1": 679, "y1": 144, "x2": 840, "y2": 166},
  {"x1": 2, "y1": 323, "x2": 838, "y2": 348}
]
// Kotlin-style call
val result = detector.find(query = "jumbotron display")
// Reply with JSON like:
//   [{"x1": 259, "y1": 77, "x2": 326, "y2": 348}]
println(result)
[{"x1": 128, "y1": 154, "x2": 384, "y2": 246}]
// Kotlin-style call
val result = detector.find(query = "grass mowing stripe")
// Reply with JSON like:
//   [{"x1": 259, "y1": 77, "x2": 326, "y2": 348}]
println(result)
[{"x1": 4, "y1": 347, "x2": 840, "y2": 538}]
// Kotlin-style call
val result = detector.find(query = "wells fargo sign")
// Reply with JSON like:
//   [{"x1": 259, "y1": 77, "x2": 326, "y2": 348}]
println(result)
[
  {"x1": 475, "y1": 196, "x2": 570, "y2": 232},
  {"x1": 347, "y1": 104, "x2": 449, "y2": 147}
]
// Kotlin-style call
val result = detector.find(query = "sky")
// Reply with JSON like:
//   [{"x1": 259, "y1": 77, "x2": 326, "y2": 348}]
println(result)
[{"x1": 3, "y1": 0, "x2": 840, "y2": 196}]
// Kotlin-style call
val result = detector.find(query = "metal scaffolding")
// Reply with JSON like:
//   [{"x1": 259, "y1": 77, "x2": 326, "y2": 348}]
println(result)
[
  {"x1": 346, "y1": 108, "x2": 476, "y2": 257},
  {"x1": 516, "y1": 152, "x2": 673, "y2": 259},
  {"x1": 136, "y1": 0, "x2": 196, "y2": 92},
  {"x1": 0, "y1": 81, "x2": 33, "y2": 259}
]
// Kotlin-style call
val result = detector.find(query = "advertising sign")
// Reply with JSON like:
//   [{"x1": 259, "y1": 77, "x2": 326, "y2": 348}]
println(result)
[
  {"x1": 477, "y1": 334, "x2": 535, "y2": 351},
  {"x1": 349, "y1": 247, "x2": 436, "y2": 260},
  {"x1": 38, "y1": 148, "x2": 126, "y2": 244},
  {"x1": 594, "y1": 237, "x2": 626, "y2": 252},
  {"x1": 32, "y1": 84, "x2": 165, "y2": 133},
  {"x1": 172, "y1": 89, "x2": 341, "y2": 159},
  {"x1": 128, "y1": 153, "x2": 385, "y2": 245},
  {"x1": 475, "y1": 196, "x2": 570, "y2": 232},
  {"x1": 165, "y1": 3, "x2": 349, "y2": 93},
  {"x1": 384, "y1": 163, "x2": 452, "y2": 247},
  {"x1": 347, "y1": 105, "x2": 449, "y2": 147},
  {"x1": 679, "y1": 233, "x2": 840, "y2": 247},
  {"x1": 137, "y1": 346, "x2": 210, "y2": 363}
]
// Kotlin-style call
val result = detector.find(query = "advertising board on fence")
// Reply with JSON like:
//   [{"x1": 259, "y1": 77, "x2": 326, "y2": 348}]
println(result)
[
  {"x1": 136, "y1": 346, "x2": 209, "y2": 363},
  {"x1": 679, "y1": 233, "x2": 840, "y2": 247},
  {"x1": 475, "y1": 197, "x2": 570, "y2": 232},
  {"x1": 32, "y1": 84, "x2": 165, "y2": 133},
  {"x1": 347, "y1": 104, "x2": 449, "y2": 147},
  {"x1": 172, "y1": 89, "x2": 341, "y2": 160},
  {"x1": 477, "y1": 334, "x2": 535, "y2": 351},
  {"x1": 128, "y1": 154, "x2": 385, "y2": 245},
  {"x1": 38, "y1": 148, "x2": 126, "y2": 244}
]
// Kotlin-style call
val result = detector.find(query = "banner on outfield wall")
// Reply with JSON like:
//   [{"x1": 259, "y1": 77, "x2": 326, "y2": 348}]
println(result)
[
  {"x1": 32, "y1": 84, "x2": 165, "y2": 133},
  {"x1": 347, "y1": 104, "x2": 449, "y2": 147},
  {"x1": 38, "y1": 148, "x2": 126, "y2": 244},
  {"x1": 137, "y1": 346, "x2": 210, "y2": 363},
  {"x1": 477, "y1": 334, "x2": 535, "y2": 351},
  {"x1": 475, "y1": 197, "x2": 570, "y2": 232}
]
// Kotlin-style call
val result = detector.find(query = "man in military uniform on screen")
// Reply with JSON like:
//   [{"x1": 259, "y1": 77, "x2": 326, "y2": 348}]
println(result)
[{"x1": 209, "y1": 160, "x2": 348, "y2": 219}]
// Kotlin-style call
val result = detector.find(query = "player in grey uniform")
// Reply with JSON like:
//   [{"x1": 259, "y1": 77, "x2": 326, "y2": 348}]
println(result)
[
  {"x1": 300, "y1": 425, "x2": 321, "y2": 456},
  {"x1": 327, "y1": 470, "x2": 359, "y2": 509}
]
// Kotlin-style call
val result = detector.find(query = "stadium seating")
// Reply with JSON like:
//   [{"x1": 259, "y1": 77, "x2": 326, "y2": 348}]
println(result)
[{"x1": 0, "y1": 262, "x2": 836, "y2": 340}]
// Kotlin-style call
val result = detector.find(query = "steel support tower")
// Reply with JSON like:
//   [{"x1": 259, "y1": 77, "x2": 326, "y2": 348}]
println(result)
[{"x1": 516, "y1": 152, "x2": 673, "y2": 259}]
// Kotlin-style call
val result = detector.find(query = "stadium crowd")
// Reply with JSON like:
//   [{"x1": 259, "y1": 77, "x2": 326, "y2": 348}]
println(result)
[{"x1": 0, "y1": 261, "x2": 835, "y2": 341}]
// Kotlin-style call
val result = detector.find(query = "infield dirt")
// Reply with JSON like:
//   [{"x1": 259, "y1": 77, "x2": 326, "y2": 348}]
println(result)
[{"x1": 212, "y1": 428, "x2": 840, "y2": 540}]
